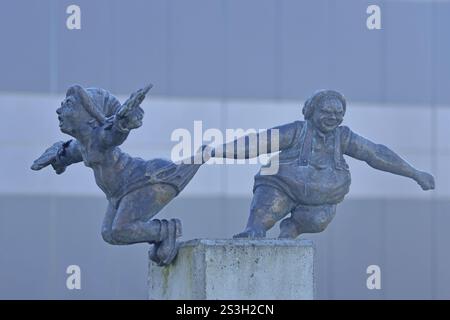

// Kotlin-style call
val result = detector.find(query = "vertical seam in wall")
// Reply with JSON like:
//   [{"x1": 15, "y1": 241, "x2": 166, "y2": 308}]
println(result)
[
  {"x1": 49, "y1": 0, "x2": 58, "y2": 93},
  {"x1": 274, "y1": 0, "x2": 282, "y2": 100},
  {"x1": 49, "y1": 196, "x2": 57, "y2": 298},
  {"x1": 48, "y1": 0, "x2": 58, "y2": 297},
  {"x1": 0, "y1": 198, "x2": 4, "y2": 293},
  {"x1": 380, "y1": 0, "x2": 387, "y2": 105},
  {"x1": 221, "y1": 0, "x2": 229, "y2": 232},
  {"x1": 166, "y1": 0, "x2": 173, "y2": 96},
  {"x1": 222, "y1": 0, "x2": 228, "y2": 101},
  {"x1": 430, "y1": 1, "x2": 438, "y2": 299},
  {"x1": 110, "y1": 0, "x2": 118, "y2": 92},
  {"x1": 380, "y1": 198, "x2": 387, "y2": 299},
  {"x1": 380, "y1": 0, "x2": 388, "y2": 299},
  {"x1": 328, "y1": 0, "x2": 337, "y2": 89}
]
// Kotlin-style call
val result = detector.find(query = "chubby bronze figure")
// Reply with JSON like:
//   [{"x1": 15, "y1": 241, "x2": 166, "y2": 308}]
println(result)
[{"x1": 208, "y1": 90, "x2": 435, "y2": 239}]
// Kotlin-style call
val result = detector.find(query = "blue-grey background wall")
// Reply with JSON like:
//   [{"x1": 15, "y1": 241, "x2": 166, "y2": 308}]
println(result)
[{"x1": 0, "y1": 0, "x2": 449, "y2": 299}]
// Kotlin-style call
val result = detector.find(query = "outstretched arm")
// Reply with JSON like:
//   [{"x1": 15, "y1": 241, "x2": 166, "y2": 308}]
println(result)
[
  {"x1": 98, "y1": 85, "x2": 151, "y2": 148},
  {"x1": 31, "y1": 139, "x2": 83, "y2": 174},
  {"x1": 98, "y1": 117, "x2": 133, "y2": 148},
  {"x1": 211, "y1": 121, "x2": 301, "y2": 159},
  {"x1": 345, "y1": 130, "x2": 435, "y2": 190}
]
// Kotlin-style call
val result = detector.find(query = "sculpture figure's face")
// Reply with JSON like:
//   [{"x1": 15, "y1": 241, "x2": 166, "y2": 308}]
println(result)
[
  {"x1": 56, "y1": 94, "x2": 92, "y2": 137},
  {"x1": 311, "y1": 98, "x2": 345, "y2": 133}
]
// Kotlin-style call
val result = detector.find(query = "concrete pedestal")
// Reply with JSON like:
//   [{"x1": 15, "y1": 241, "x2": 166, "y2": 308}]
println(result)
[{"x1": 148, "y1": 239, "x2": 314, "y2": 300}]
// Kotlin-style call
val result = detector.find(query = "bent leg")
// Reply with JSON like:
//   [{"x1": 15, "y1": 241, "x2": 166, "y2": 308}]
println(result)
[
  {"x1": 101, "y1": 202, "x2": 121, "y2": 244},
  {"x1": 279, "y1": 204, "x2": 336, "y2": 238},
  {"x1": 110, "y1": 183, "x2": 178, "y2": 245},
  {"x1": 234, "y1": 185, "x2": 295, "y2": 238}
]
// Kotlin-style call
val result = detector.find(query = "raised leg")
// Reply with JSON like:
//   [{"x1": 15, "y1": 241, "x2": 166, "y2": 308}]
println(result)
[
  {"x1": 234, "y1": 185, "x2": 295, "y2": 238},
  {"x1": 109, "y1": 183, "x2": 178, "y2": 244},
  {"x1": 279, "y1": 204, "x2": 337, "y2": 238},
  {"x1": 100, "y1": 183, "x2": 181, "y2": 265},
  {"x1": 101, "y1": 202, "x2": 121, "y2": 244}
]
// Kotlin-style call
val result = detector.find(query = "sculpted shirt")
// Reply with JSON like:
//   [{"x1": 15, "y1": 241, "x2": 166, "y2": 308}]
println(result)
[
  {"x1": 254, "y1": 121, "x2": 353, "y2": 205},
  {"x1": 55, "y1": 121, "x2": 200, "y2": 208}
]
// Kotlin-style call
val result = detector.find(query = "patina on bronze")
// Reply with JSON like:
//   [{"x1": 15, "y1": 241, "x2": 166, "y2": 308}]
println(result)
[
  {"x1": 31, "y1": 84, "x2": 204, "y2": 266},
  {"x1": 209, "y1": 90, "x2": 436, "y2": 239}
]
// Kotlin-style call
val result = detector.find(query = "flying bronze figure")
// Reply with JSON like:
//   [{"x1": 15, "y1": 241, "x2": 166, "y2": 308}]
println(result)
[{"x1": 31, "y1": 84, "x2": 206, "y2": 266}]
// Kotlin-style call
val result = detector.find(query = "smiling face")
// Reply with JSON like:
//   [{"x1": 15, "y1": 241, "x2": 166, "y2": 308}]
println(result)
[
  {"x1": 311, "y1": 98, "x2": 345, "y2": 133},
  {"x1": 56, "y1": 94, "x2": 92, "y2": 137}
]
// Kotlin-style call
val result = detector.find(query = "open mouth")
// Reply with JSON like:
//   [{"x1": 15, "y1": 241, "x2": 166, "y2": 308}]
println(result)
[{"x1": 323, "y1": 120, "x2": 337, "y2": 127}]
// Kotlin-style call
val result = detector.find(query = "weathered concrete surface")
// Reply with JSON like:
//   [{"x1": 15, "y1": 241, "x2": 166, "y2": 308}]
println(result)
[{"x1": 148, "y1": 239, "x2": 314, "y2": 300}]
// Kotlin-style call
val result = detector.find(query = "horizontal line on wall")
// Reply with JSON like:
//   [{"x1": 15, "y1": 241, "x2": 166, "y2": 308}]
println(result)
[{"x1": 0, "y1": 92, "x2": 449, "y2": 110}]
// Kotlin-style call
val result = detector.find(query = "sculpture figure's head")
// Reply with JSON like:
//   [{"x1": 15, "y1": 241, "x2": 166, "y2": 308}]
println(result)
[
  {"x1": 302, "y1": 90, "x2": 346, "y2": 133},
  {"x1": 56, "y1": 85, "x2": 121, "y2": 137}
]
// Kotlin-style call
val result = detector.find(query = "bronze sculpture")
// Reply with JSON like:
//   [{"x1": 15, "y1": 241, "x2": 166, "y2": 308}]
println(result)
[
  {"x1": 31, "y1": 84, "x2": 205, "y2": 266},
  {"x1": 207, "y1": 90, "x2": 435, "y2": 239}
]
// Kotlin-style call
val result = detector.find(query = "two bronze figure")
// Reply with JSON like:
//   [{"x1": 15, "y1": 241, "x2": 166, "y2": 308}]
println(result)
[{"x1": 31, "y1": 84, "x2": 435, "y2": 265}]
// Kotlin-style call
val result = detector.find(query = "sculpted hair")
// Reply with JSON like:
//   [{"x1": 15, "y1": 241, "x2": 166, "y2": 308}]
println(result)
[
  {"x1": 302, "y1": 90, "x2": 347, "y2": 120},
  {"x1": 66, "y1": 85, "x2": 121, "y2": 126}
]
